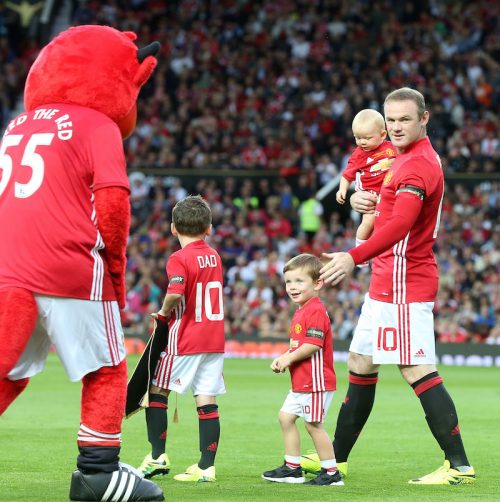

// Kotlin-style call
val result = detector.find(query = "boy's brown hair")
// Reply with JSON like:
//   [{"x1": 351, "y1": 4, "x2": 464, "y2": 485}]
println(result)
[
  {"x1": 172, "y1": 195, "x2": 212, "y2": 236},
  {"x1": 283, "y1": 253, "x2": 322, "y2": 281}
]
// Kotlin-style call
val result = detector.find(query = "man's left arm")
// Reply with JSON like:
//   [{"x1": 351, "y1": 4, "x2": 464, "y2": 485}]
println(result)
[
  {"x1": 321, "y1": 189, "x2": 423, "y2": 285},
  {"x1": 349, "y1": 187, "x2": 424, "y2": 264}
]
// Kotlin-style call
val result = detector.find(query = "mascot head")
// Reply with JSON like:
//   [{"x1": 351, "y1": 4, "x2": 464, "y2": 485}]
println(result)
[{"x1": 24, "y1": 25, "x2": 159, "y2": 138}]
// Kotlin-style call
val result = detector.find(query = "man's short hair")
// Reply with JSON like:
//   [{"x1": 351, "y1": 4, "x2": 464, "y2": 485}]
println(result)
[
  {"x1": 172, "y1": 195, "x2": 212, "y2": 236},
  {"x1": 384, "y1": 87, "x2": 426, "y2": 118},
  {"x1": 283, "y1": 253, "x2": 322, "y2": 281}
]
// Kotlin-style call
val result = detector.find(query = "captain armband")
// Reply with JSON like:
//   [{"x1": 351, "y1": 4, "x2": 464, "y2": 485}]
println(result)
[
  {"x1": 306, "y1": 327, "x2": 324, "y2": 340},
  {"x1": 396, "y1": 185, "x2": 425, "y2": 200}
]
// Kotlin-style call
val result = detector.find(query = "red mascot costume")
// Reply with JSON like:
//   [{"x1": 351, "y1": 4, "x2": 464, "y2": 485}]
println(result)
[{"x1": 0, "y1": 26, "x2": 164, "y2": 501}]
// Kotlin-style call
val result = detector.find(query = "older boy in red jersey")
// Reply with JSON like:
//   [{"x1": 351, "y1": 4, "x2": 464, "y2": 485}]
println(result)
[
  {"x1": 262, "y1": 254, "x2": 343, "y2": 487},
  {"x1": 317, "y1": 88, "x2": 475, "y2": 485},
  {"x1": 137, "y1": 195, "x2": 225, "y2": 483}
]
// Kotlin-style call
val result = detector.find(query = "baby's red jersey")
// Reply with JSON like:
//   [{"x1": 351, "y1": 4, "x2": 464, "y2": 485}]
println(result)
[
  {"x1": 0, "y1": 104, "x2": 129, "y2": 301},
  {"x1": 165, "y1": 240, "x2": 225, "y2": 355},
  {"x1": 288, "y1": 297, "x2": 336, "y2": 393},
  {"x1": 342, "y1": 140, "x2": 396, "y2": 193},
  {"x1": 370, "y1": 137, "x2": 444, "y2": 304}
]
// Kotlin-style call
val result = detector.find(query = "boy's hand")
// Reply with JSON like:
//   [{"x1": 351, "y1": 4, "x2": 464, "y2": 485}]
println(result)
[
  {"x1": 151, "y1": 311, "x2": 170, "y2": 323},
  {"x1": 276, "y1": 353, "x2": 292, "y2": 372},
  {"x1": 270, "y1": 358, "x2": 281, "y2": 373},
  {"x1": 336, "y1": 190, "x2": 346, "y2": 204}
]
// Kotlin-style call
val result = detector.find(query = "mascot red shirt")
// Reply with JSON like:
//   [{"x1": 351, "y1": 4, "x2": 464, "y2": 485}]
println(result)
[{"x1": 0, "y1": 26, "x2": 164, "y2": 502}]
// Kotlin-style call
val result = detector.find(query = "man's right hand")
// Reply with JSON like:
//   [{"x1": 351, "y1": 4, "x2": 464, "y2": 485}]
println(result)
[{"x1": 350, "y1": 191, "x2": 378, "y2": 213}]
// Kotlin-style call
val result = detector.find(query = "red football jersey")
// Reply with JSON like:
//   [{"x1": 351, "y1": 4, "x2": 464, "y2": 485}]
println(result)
[
  {"x1": 165, "y1": 240, "x2": 225, "y2": 355},
  {"x1": 342, "y1": 140, "x2": 396, "y2": 193},
  {"x1": 288, "y1": 297, "x2": 336, "y2": 393},
  {"x1": 0, "y1": 104, "x2": 129, "y2": 300},
  {"x1": 370, "y1": 137, "x2": 444, "y2": 303}
]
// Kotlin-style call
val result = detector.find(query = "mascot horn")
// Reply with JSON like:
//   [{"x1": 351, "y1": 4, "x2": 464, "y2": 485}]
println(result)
[{"x1": 0, "y1": 25, "x2": 164, "y2": 501}]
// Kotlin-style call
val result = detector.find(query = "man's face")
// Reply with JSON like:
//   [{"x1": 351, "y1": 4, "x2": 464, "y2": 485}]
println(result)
[{"x1": 384, "y1": 99, "x2": 429, "y2": 152}]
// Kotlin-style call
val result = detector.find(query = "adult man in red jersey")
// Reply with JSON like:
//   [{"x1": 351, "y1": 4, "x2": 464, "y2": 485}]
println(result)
[{"x1": 318, "y1": 87, "x2": 475, "y2": 485}]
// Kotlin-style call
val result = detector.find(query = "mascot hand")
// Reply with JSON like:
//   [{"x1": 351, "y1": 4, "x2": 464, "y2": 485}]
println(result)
[{"x1": 94, "y1": 187, "x2": 130, "y2": 309}]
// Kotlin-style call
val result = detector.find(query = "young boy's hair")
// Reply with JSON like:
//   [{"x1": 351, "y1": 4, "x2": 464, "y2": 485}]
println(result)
[
  {"x1": 283, "y1": 253, "x2": 322, "y2": 281},
  {"x1": 172, "y1": 195, "x2": 212, "y2": 236}
]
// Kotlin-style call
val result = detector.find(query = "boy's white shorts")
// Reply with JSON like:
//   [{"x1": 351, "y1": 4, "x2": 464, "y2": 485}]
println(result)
[
  {"x1": 152, "y1": 352, "x2": 226, "y2": 396},
  {"x1": 281, "y1": 390, "x2": 334, "y2": 423},
  {"x1": 8, "y1": 296, "x2": 125, "y2": 382}
]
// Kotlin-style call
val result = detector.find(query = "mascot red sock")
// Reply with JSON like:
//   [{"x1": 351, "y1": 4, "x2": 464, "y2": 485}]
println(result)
[
  {"x1": 77, "y1": 359, "x2": 128, "y2": 473},
  {"x1": 0, "y1": 288, "x2": 37, "y2": 414}
]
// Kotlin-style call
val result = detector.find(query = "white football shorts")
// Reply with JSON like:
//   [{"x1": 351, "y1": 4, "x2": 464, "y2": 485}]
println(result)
[
  {"x1": 152, "y1": 352, "x2": 226, "y2": 396},
  {"x1": 281, "y1": 390, "x2": 334, "y2": 423},
  {"x1": 350, "y1": 294, "x2": 436, "y2": 365},
  {"x1": 8, "y1": 295, "x2": 125, "y2": 382}
]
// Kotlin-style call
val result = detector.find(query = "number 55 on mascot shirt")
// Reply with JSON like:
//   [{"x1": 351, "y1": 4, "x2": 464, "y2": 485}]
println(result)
[{"x1": 0, "y1": 104, "x2": 129, "y2": 301}]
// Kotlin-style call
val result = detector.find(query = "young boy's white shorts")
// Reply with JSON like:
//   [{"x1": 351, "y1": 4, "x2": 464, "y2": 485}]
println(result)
[
  {"x1": 281, "y1": 390, "x2": 334, "y2": 423},
  {"x1": 152, "y1": 352, "x2": 226, "y2": 396},
  {"x1": 8, "y1": 296, "x2": 125, "y2": 382},
  {"x1": 350, "y1": 294, "x2": 436, "y2": 365}
]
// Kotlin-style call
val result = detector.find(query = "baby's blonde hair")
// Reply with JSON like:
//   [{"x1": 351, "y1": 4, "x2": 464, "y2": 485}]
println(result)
[{"x1": 352, "y1": 109, "x2": 385, "y2": 133}]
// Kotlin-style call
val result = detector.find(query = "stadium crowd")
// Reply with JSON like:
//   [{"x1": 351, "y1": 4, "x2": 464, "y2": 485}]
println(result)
[{"x1": 0, "y1": 0, "x2": 498, "y2": 343}]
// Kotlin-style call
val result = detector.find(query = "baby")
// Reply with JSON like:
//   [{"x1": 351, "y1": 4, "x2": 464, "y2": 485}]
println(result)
[{"x1": 336, "y1": 109, "x2": 396, "y2": 263}]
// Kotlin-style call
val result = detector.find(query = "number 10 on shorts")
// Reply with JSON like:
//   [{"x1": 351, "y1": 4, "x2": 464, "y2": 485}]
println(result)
[{"x1": 377, "y1": 327, "x2": 398, "y2": 351}]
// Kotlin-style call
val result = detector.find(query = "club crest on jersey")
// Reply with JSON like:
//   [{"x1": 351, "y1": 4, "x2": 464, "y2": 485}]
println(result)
[
  {"x1": 294, "y1": 323, "x2": 302, "y2": 335},
  {"x1": 383, "y1": 170, "x2": 393, "y2": 185},
  {"x1": 370, "y1": 157, "x2": 394, "y2": 172}
]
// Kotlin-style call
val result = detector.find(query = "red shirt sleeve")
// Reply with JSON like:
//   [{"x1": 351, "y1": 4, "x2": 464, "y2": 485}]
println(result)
[
  {"x1": 166, "y1": 253, "x2": 186, "y2": 295},
  {"x1": 342, "y1": 148, "x2": 362, "y2": 182},
  {"x1": 302, "y1": 306, "x2": 328, "y2": 348},
  {"x1": 349, "y1": 192, "x2": 423, "y2": 264}
]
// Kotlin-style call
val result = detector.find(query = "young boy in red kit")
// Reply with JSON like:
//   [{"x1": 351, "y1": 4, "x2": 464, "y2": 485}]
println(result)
[
  {"x1": 262, "y1": 254, "x2": 343, "y2": 486},
  {"x1": 138, "y1": 195, "x2": 225, "y2": 483}
]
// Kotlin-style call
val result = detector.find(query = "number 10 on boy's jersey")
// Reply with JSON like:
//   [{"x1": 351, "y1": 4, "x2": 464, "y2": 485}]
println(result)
[{"x1": 195, "y1": 281, "x2": 224, "y2": 322}]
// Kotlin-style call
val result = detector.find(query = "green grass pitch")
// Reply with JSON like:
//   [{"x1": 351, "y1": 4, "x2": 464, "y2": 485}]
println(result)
[{"x1": 1, "y1": 354, "x2": 498, "y2": 501}]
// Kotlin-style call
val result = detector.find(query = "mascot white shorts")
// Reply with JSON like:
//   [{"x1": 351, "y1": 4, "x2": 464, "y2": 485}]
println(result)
[
  {"x1": 152, "y1": 352, "x2": 226, "y2": 396},
  {"x1": 8, "y1": 295, "x2": 125, "y2": 382}
]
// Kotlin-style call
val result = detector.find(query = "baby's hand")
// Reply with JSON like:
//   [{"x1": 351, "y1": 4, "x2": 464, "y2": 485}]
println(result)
[{"x1": 336, "y1": 190, "x2": 346, "y2": 204}]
